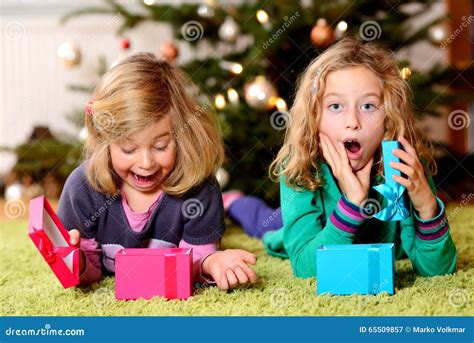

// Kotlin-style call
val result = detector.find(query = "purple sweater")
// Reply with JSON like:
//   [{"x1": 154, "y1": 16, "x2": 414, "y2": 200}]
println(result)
[{"x1": 57, "y1": 161, "x2": 225, "y2": 281}]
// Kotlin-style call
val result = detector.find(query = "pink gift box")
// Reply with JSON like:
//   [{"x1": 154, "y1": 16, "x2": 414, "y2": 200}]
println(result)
[
  {"x1": 28, "y1": 196, "x2": 79, "y2": 288},
  {"x1": 115, "y1": 248, "x2": 193, "y2": 300}
]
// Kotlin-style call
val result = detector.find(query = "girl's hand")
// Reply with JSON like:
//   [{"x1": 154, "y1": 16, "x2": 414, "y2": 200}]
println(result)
[
  {"x1": 201, "y1": 249, "x2": 258, "y2": 291},
  {"x1": 319, "y1": 133, "x2": 374, "y2": 206},
  {"x1": 391, "y1": 136, "x2": 438, "y2": 220},
  {"x1": 68, "y1": 229, "x2": 86, "y2": 274}
]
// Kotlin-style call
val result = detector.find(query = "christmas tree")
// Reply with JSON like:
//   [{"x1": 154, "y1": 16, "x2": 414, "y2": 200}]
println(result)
[{"x1": 59, "y1": 0, "x2": 468, "y2": 203}]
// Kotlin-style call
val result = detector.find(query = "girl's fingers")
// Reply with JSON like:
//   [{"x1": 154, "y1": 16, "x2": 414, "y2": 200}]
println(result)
[
  {"x1": 218, "y1": 274, "x2": 229, "y2": 291},
  {"x1": 241, "y1": 264, "x2": 258, "y2": 283},
  {"x1": 337, "y1": 141, "x2": 350, "y2": 167},
  {"x1": 320, "y1": 137, "x2": 335, "y2": 171},
  {"x1": 390, "y1": 161, "x2": 416, "y2": 179},
  {"x1": 233, "y1": 265, "x2": 249, "y2": 284},
  {"x1": 398, "y1": 136, "x2": 417, "y2": 157},
  {"x1": 392, "y1": 148, "x2": 417, "y2": 168},
  {"x1": 321, "y1": 134, "x2": 341, "y2": 171},
  {"x1": 68, "y1": 229, "x2": 81, "y2": 247},
  {"x1": 225, "y1": 268, "x2": 239, "y2": 289},
  {"x1": 238, "y1": 250, "x2": 257, "y2": 265},
  {"x1": 393, "y1": 175, "x2": 414, "y2": 191}
]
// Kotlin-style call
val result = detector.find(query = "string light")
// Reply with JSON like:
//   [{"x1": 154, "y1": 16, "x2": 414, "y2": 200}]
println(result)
[
  {"x1": 275, "y1": 98, "x2": 287, "y2": 111},
  {"x1": 256, "y1": 10, "x2": 269, "y2": 24},
  {"x1": 227, "y1": 88, "x2": 239, "y2": 104},
  {"x1": 219, "y1": 60, "x2": 243, "y2": 74},
  {"x1": 215, "y1": 94, "x2": 226, "y2": 109},
  {"x1": 337, "y1": 21, "x2": 348, "y2": 32}
]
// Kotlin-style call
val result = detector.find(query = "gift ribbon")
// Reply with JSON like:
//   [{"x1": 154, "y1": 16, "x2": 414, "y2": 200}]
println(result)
[
  {"x1": 372, "y1": 183, "x2": 410, "y2": 221},
  {"x1": 31, "y1": 227, "x2": 75, "y2": 265},
  {"x1": 368, "y1": 247, "x2": 380, "y2": 294},
  {"x1": 164, "y1": 254, "x2": 177, "y2": 299}
]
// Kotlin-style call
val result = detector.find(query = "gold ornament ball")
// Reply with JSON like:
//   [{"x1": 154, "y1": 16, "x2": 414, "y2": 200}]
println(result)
[
  {"x1": 310, "y1": 19, "x2": 335, "y2": 47},
  {"x1": 244, "y1": 76, "x2": 278, "y2": 111},
  {"x1": 401, "y1": 67, "x2": 411, "y2": 80}
]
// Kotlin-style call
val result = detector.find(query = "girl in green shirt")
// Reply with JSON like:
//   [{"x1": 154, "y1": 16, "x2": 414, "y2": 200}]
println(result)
[{"x1": 226, "y1": 37, "x2": 457, "y2": 279}]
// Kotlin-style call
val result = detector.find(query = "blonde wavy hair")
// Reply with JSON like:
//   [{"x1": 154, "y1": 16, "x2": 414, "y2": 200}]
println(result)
[
  {"x1": 270, "y1": 37, "x2": 436, "y2": 191},
  {"x1": 84, "y1": 52, "x2": 224, "y2": 196}
]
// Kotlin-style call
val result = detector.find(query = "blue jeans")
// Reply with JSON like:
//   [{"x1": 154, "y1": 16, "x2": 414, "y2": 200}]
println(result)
[{"x1": 227, "y1": 196, "x2": 283, "y2": 238}]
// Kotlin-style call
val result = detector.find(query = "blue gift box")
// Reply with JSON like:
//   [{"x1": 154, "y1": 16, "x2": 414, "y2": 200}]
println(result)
[
  {"x1": 316, "y1": 243, "x2": 395, "y2": 295},
  {"x1": 373, "y1": 140, "x2": 410, "y2": 221}
]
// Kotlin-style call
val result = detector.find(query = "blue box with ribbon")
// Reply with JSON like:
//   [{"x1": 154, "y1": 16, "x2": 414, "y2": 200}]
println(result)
[
  {"x1": 316, "y1": 243, "x2": 395, "y2": 295},
  {"x1": 373, "y1": 140, "x2": 410, "y2": 221}
]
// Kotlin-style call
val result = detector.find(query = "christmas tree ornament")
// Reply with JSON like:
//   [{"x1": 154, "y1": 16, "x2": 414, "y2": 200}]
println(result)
[
  {"x1": 111, "y1": 38, "x2": 132, "y2": 68},
  {"x1": 400, "y1": 67, "x2": 411, "y2": 80},
  {"x1": 219, "y1": 16, "x2": 240, "y2": 42},
  {"x1": 197, "y1": 3, "x2": 215, "y2": 18},
  {"x1": 160, "y1": 41, "x2": 180, "y2": 64},
  {"x1": 57, "y1": 40, "x2": 81, "y2": 69},
  {"x1": 244, "y1": 76, "x2": 278, "y2": 111},
  {"x1": 215, "y1": 167, "x2": 230, "y2": 189},
  {"x1": 310, "y1": 19, "x2": 335, "y2": 47},
  {"x1": 428, "y1": 24, "x2": 447, "y2": 45}
]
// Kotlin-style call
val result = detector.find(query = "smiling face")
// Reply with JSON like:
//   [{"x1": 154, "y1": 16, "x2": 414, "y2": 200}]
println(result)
[
  {"x1": 109, "y1": 116, "x2": 176, "y2": 195},
  {"x1": 318, "y1": 66, "x2": 386, "y2": 171}
]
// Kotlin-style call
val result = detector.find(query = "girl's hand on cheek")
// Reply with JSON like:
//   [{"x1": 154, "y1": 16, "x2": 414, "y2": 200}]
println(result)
[
  {"x1": 391, "y1": 136, "x2": 438, "y2": 220},
  {"x1": 201, "y1": 249, "x2": 258, "y2": 291},
  {"x1": 319, "y1": 133, "x2": 373, "y2": 206}
]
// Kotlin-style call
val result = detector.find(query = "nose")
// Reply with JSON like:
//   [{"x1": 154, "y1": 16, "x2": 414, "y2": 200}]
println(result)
[
  {"x1": 138, "y1": 150, "x2": 155, "y2": 170},
  {"x1": 345, "y1": 107, "x2": 361, "y2": 131}
]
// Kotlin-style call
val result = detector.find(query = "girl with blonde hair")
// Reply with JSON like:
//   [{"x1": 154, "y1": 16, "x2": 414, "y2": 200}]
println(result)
[
  {"x1": 58, "y1": 53, "x2": 258, "y2": 290},
  {"x1": 225, "y1": 37, "x2": 456, "y2": 278}
]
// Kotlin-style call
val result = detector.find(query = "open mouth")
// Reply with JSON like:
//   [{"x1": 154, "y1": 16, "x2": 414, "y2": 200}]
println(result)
[
  {"x1": 344, "y1": 140, "x2": 361, "y2": 154},
  {"x1": 131, "y1": 171, "x2": 158, "y2": 184},
  {"x1": 343, "y1": 139, "x2": 363, "y2": 160}
]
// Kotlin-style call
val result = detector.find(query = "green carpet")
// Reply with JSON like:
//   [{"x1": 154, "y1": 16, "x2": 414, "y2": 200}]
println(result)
[{"x1": 1, "y1": 204, "x2": 473, "y2": 316}]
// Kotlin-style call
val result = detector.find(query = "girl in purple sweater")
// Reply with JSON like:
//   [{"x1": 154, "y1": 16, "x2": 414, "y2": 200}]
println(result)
[{"x1": 59, "y1": 53, "x2": 258, "y2": 291}]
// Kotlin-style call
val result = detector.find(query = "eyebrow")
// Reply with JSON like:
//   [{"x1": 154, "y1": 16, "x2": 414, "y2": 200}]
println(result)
[
  {"x1": 323, "y1": 92, "x2": 381, "y2": 99},
  {"x1": 122, "y1": 132, "x2": 171, "y2": 144}
]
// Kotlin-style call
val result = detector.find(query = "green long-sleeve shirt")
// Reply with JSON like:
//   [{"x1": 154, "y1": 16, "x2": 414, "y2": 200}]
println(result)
[{"x1": 263, "y1": 162, "x2": 457, "y2": 278}]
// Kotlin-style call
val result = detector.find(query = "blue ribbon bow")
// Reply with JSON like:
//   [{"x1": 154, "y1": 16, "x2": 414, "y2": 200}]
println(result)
[{"x1": 373, "y1": 183, "x2": 410, "y2": 221}]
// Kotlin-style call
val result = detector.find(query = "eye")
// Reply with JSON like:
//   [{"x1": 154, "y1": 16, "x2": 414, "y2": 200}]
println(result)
[
  {"x1": 361, "y1": 103, "x2": 377, "y2": 112},
  {"x1": 121, "y1": 148, "x2": 136, "y2": 154},
  {"x1": 328, "y1": 103, "x2": 343, "y2": 112},
  {"x1": 153, "y1": 145, "x2": 168, "y2": 151}
]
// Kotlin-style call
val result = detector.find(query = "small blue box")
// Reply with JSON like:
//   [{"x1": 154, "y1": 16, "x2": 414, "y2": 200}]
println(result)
[{"x1": 316, "y1": 243, "x2": 395, "y2": 295}]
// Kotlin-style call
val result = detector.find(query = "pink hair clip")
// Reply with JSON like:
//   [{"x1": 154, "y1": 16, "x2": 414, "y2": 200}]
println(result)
[{"x1": 85, "y1": 100, "x2": 94, "y2": 116}]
